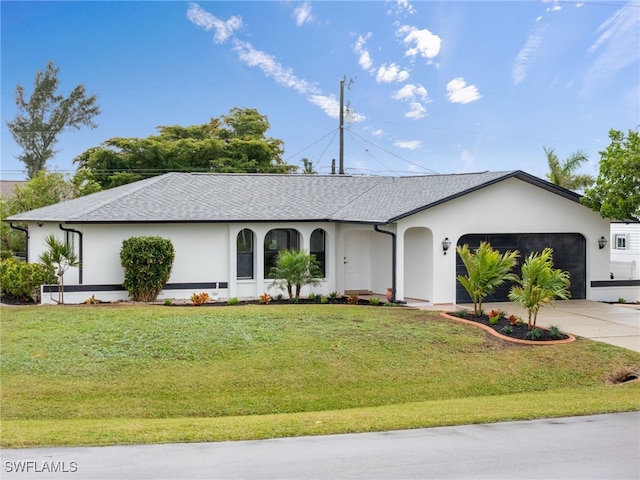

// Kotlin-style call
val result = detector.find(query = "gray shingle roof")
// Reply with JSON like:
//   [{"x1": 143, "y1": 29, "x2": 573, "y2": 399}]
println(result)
[{"x1": 6, "y1": 170, "x2": 580, "y2": 224}]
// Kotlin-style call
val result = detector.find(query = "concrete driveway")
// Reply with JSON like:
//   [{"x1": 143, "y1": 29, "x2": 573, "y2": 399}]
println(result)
[{"x1": 476, "y1": 300, "x2": 640, "y2": 352}]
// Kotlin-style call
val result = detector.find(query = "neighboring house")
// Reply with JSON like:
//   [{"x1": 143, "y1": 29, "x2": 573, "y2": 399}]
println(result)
[
  {"x1": 0, "y1": 180, "x2": 26, "y2": 198},
  {"x1": 610, "y1": 222, "x2": 640, "y2": 280},
  {"x1": 7, "y1": 170, "x2": 637, "y2": 304}
]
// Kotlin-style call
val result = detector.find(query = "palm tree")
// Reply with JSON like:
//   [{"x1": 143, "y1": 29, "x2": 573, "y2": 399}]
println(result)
[
  {"x1": 544, "y1": 146, "x2": 594, "y2": 191},
  {"x1": 38, "y1": 234, "x2": 80, "y2": 304},
  {"x1": 456, "y1": 242, "x2": 520, "y2": 316},
  {"x1": 269, "y1": 249, "x2": 322, "y2": 299},
  {"x1": 508, "y1": 248, "x2": 571, "y2": 330}
]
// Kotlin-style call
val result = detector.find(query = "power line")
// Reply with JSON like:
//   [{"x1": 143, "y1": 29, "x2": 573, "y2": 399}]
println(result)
[{"x1": 348, "y1": 129, "x2": 440, "y2": 174}]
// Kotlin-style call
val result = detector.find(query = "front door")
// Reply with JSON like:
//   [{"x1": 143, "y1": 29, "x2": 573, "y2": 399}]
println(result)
[{"x1": 344, "y1": 231, "x2": 371, "y2": 292}]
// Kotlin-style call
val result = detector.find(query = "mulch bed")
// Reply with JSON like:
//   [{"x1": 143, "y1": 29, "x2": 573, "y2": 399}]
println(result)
[{"x1": 446, "y1": 310, "x2": 571, "y2": 342}]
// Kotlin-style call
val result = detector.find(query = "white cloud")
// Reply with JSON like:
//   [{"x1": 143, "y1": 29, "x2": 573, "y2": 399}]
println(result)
[
  {"x1": 187, "y1": 3, "x2": 242, "y2": 44},
  {"x1": 392, "y1": 83, "x2": 428, "y2": 101},
  {"x1": 293, "y1": 2, "x2": 313, "y2": 27},
  {"x1": 394, "y1": 140, "x2": 423, "y2": 150},
  {"x1": 397, "y1": 24, "x2": 441, "y2": 60},
  {"x1": 512, "y1": 24, "x2": 546, "y2": 85},
  {"x1": 446, "y1": 78, "x2": 481, "y2": 104},
  {"x1": 388, "y1": 0, "x2": 416, "y2": 16},
  {"x1": 308, "y1": 95, "x2": 339, "y2": 118},
  {"x1": 376, "y1": 63, "x2": 410, "y2": 83},
  {"x1": 372, "y1": 129, "x2": 385, "y2": 137},
  {"x1": 405, "y1": 102, "x2": 427, "y2": 119},
  {"x1": 354, "y1": 33, "x2": 375, "y2": 71},
  {"x1": 232, "y1": 39, "x2": 319, "y2": 95},
  {"x1": 544, "y1": 0, "x2": 562, "y2": 12},
  {"x1": 308, "y1": 95, "x2": 366, "y2": 122},
  {"x1": 584, "y1": 6, "x2": 640, "y2": 94}
]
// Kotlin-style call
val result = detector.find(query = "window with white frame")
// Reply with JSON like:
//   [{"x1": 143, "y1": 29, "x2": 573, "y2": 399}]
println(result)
[
  {"x1": 614, "y1": 234, "x2": 628, "y2": 250},
  {"x1": 237, "y1": 229, "x2": 255, "y2": 279}
]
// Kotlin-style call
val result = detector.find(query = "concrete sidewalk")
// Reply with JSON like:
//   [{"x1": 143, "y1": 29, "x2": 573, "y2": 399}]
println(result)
[{"x1": 412, "y1": 300, "x2": 640, "y2": 353}]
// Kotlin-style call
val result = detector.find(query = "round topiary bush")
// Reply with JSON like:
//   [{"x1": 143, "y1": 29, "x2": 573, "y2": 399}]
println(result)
[{"x1": 120, "y1": 236, "x2": 175, "y2": 302}]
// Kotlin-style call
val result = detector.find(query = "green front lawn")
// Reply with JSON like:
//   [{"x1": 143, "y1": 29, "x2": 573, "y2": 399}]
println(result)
[{"x1": 1, "y1": 304, "x2": 639, "y2": 447}]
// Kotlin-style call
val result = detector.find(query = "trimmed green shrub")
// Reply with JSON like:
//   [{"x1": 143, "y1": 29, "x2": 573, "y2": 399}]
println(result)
[
  {"x1": 548, "y1": 325, "x2": 563, "y2": 340},
  {"x1": 525, "y1": 328, "x2": 543, "y2": 341},
  {"x1": 120, "y1": 236, "x2": 175, "y2": 302},
  {"x1": 0, "y1": 258, "x2": 56, "y2": 303},
  {"x1": 501, "y1": 325, "x2": 514, "y2": 335}
]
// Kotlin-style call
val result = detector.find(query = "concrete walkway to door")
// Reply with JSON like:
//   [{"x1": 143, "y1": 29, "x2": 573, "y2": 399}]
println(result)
[{"x1": 412, "y1": 300, "x2": 640, "y2": 353}]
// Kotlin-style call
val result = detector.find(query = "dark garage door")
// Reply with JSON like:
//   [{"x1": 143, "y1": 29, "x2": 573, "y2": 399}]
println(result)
[{"x1": 455, "y1": 233, "x2": 586, "y2": 303}]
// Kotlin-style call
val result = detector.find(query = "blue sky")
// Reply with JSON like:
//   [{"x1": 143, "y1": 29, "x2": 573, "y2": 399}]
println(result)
[{"x1": 2, "y1": 0, "x2": 639, "y2": 181}]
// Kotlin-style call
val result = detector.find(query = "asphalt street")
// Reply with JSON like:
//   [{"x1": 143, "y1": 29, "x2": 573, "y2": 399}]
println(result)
[{"x1": 2, "y1": 412, "x2": 638, "y2": 480}]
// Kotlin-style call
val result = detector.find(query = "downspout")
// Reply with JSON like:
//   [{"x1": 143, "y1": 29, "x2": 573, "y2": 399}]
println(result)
[
  {"x1": 59, "y1": 224, "x2": 83, "y2": 284},
  {"x1": 9, "y1": 223, "x2": 28, "y2": 262},
  {"x1": 374, "y1": 225, "x2": 404, "y2": 303}
]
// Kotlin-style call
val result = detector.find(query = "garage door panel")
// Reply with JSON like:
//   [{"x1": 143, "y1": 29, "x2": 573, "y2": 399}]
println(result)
[{"x1": 456, "y1": 233, "x2": 586, "y2": 303}]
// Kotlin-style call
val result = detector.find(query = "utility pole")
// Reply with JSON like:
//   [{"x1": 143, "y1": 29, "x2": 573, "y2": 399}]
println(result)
[
  {"x1": 339, "y1": 76, "x2": 353, "y2": 175},
  {"x1": 339, "y1": 77, "x2": 345, "y2": 175}
]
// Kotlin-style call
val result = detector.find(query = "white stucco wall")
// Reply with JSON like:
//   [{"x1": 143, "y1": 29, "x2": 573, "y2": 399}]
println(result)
[
  {"x1": 30, "y1": 221, "x2": 339, "y2": 303},
  {"x1": 396, "y1": 177, "x2": 611, "y2": 304},
  {"x1": 24, "y1": 177, "x2": 615, "y2": 305}
]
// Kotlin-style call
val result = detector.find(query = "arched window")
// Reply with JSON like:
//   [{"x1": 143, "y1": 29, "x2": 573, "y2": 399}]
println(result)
[
  {"x1": 237, "y1": 229, "x2": 254, "y2": 279},
  {"x1": 264, "y1": 228, "x2": 300, "y2": 278},
  {"x1": 310, "y1": 228, "x2": 326, "y2": 277}
]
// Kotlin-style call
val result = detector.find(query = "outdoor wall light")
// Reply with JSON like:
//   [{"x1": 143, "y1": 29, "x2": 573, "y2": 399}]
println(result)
[
  {"x1": 598, "y1": 236, "x2": 607, "y2": 249},
  {"x1": 442, "y1": 237, "x2": 452, "y2": 255}
]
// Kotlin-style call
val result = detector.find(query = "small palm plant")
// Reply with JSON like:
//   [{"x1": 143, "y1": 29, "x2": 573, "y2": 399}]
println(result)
[
  {"x1": 456, "y1": 242, "x2": 519, "y2": 316},
  {"x1": 508, "y1": 248, "x2": 571, "y2": 330},
  {"x1": 38, "y1": 234, "x2": 80, "y2": 304},
  {"x1": 269, "y1": 249, "x2": 322, "y2": 299}
]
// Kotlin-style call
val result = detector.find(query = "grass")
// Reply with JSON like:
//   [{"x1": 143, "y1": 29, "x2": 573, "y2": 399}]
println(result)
[{"x1": 1, "y1": 304, "x2": 639, "y2": 448}]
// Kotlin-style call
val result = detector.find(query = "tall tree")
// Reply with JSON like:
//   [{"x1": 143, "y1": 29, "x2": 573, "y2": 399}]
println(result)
[
  {"x1": 582, "y1": 129, "x2": 640, "y2": 220},
  {"x1": 6, "y1": 61, "x2": 101, "y2": 178},
  {"x1": 544, "y1": 146, "x2": 593, "y2": 191},
  {"x1": 74, "y1": 108, "x2": 296, "y2": 189}
]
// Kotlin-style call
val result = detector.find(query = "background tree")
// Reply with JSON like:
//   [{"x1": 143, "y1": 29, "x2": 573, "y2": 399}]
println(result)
[
  {"x1": 582, "y1": 128, "x2": 640, "y2": 220},
  {"x1": 301, "y1": 158, "x2": 317, "y2": 174},
  {"x1": 0, "y1": 171, "x2": 100, "y2": 257},
  {"x1": 6, "y1": 61, "x2": 100, "y2": 178},
  {"x1": 74, "y1": 108, "x2": 296, "y2": 189},
  {"x1": 544, "y1": 146, "x2": 593, "y2": 191}
]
